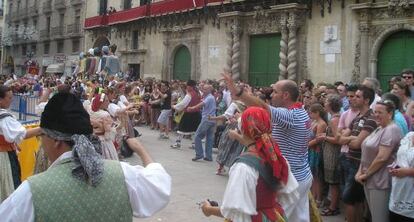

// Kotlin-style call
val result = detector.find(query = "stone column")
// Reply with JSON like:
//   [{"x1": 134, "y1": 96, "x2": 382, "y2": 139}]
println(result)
[
  {"x1": 279, "y1": 13, "x2": 288, "y2": 80},
  {"x1": 225, "y1": 30, "x2": 233, "y2": 73},
  {"x1": 287, "y1": 12, "x2": 299, "y2": 81},
  {"x1": 162, "y1": 39, "x2": 171, "y2": 80},
  {"x1": 231, "y1": 20, "x2": 242, "y2": 81},
  {"x1": 359, "y1": 23, "x2": 370, "y2": 80}
]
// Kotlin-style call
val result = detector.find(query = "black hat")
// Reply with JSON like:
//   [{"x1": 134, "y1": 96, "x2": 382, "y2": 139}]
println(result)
[{"x1": 40, "y1": 92, "x2": 93, "y2": 135}]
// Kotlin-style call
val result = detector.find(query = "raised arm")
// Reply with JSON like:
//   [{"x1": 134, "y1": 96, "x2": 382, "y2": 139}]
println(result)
[{"x1": 221, "y1": 71, "x2": 269, "y2": 113}]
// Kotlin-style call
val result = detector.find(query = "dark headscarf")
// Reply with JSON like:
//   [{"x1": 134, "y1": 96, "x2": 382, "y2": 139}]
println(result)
[{"x1": 41, "y1": 92, "x2": 104, "y2": 186}]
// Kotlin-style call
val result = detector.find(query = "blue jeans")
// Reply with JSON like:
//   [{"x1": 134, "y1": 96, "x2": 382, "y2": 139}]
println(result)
[
  {"x1": 340, "y1": 153, "x2": 365, "y2": 204},
  {"x1": 194, "y1": 120, "x2": 215, "y2": 159}
]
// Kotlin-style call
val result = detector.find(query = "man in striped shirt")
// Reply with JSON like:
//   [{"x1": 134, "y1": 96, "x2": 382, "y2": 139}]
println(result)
[{"x1": 222, "y1": 72, "x2": 312, "y2": 222}]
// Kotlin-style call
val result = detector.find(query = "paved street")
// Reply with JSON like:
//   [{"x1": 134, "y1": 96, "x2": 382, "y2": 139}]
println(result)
[{"x1": 126, "y1": 126, "x2": 344, "y2": 222}]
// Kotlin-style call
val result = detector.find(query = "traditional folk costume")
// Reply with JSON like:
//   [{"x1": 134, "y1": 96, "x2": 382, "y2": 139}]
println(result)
[
  {"x1": 216, "y1": 101, "x2": 246, "y2": 174},
  {"x1": 90, "y1": 93, "x2": 118, "y2": 160},
  {"x1": 0, "y1": 109, "x2": 27, "y2": 202},
  {"x1": 171, "y1": 80, "x2": 201, "y2": 148},
  {"x1": 0, "y1": 93, "x2": 171, "y2": 221},
  {"x1": 220, "y1": 107, "x2": 290, "y2": 222}
]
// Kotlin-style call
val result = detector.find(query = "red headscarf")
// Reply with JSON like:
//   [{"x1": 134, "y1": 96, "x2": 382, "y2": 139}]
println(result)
[
  {"x1": 241, "y1": 107, "x2": 288, "y2": 185},
  {"x1": 91, "y1": 93, "x2": 106, "y2": 112}
]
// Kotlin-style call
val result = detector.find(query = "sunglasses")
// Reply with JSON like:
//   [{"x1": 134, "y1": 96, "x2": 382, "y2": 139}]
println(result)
[
  {"x1": 377, "y1": 99, "x2": 395, "y2": 108},
  {"x1": 402, "y1": 76, "x2": 413, "y2": 79}
]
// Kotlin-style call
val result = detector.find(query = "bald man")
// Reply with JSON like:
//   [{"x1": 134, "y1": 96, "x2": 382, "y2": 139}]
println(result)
[
  {"x1": 187, "y1": 84, "x2": 217, "y2": 161},
  {"x1": 223, "y1": 73, "x2": 312, "y2": 222}
]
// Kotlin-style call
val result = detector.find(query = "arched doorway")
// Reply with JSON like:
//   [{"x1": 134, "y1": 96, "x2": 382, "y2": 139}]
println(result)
[
  {"x1": 173, "y1": 46, "x2": 191, "y2": 80},
  {"x1": 377, "y1": 30, "x2": 414, "y2": 90},
  {"x1": 93, "y1": 36, "x2": 110, "y2": 49}
]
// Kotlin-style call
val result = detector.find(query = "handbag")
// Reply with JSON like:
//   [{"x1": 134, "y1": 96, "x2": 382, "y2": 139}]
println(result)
[{"x1": 120, "y1": 136, "x2": 134, "y2": 158}]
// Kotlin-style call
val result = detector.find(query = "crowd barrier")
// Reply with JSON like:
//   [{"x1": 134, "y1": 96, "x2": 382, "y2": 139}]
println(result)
[{"x1": 11, "y1": 94, "x2": 40, "y2": 121}]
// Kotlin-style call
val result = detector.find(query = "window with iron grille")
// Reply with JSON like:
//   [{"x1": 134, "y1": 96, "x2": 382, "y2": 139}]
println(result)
[
  {"x1": 132, "y1": 30, "x2": 139, "y2": 50},
  {"x1": 72, "y1": 39, "x2": 80, "y2": 53},
  {"x1": 57, "y1": 40, "x2": 64, "y2": 53},
  {"x1": 44, "y1": 42, "x2": 50, "y2": 55}
]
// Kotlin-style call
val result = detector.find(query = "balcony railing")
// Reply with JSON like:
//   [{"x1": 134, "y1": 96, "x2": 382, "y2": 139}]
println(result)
[
  {"x1": 43, "y1": 2, "x2": 52, "y2": 13},
  {"x1": 84, "y1": 0, "x2": 226, "y2": 29},
  {"x1": 71, "y1": 0, "x2": 82, "y2": 6},
  {"x1": 40, "y1": 29, "x2": 50, "y2": 39},
  {"x1": 51, "y1": 26, "x2": 64, "y2": 37},
  {"x1": 28, "y1": 8, "x2": 39, "y2": 17},
  {"x1": 55, "y1": 0, "x2": 66, "y2": 9},
  {"x1": 67, "y1": 23, "x2": 81, "y2": 35}
]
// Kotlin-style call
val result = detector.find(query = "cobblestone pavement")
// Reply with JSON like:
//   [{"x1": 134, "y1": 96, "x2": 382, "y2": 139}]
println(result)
[{"x1": 124, "y1": 126, "x2": 344, "y2": 222}]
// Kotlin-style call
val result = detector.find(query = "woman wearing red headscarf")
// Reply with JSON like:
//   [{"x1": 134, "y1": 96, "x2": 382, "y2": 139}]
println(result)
[
  {"x1": 90, "y1": 93, "x2": 118, "y2": 160},
  {"x1": 201, "y1": 107, "x2": 289, "y2": 222}
]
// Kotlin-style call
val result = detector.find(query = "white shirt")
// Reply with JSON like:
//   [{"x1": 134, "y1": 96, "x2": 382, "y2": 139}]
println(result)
[
  {"x1": 223, "y1": 102, "x2": 238, "y2": 119},
  {"x1": 389, "y1": 132, "x2": 414, "y2": 218},
  {"x1": 173, "y1": 94, "x2": 191, "y2": 112},
  {"x1": 0, "y1": 113, "x2": 26, "y2": 144},
  {"x1": 0, "y1": 151, "x2": 171, "y2": 221},
  {"x1": 119, "y1": 95, "x2": 129, "y2": 106},
  {"x1": 107, "y1": 103, "x2": 121, "y2": 117},
  {"x1": 35, "y1": 102, "x2": 48, "y2": 115},
  {"x1": 223, "y1": 89, "x2": 232, "y2": 108},
  {"x1": 370, "y1": 94, "x2": 381, "y2": 110},
  {"x1": 220, "y1": 163, "x2": 257, "y2": 222},
  {"x1": 220, "y1": 162, "x2": 298, "y2": 222}
]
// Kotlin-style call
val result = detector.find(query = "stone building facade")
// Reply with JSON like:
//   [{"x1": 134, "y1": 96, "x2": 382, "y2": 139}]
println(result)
[
  {"x1": 84, "y1": 0, "x2": 414, "y2": 89},
  {"x1": 2, "y1": 0, "x2": 85, "y2": 76}
]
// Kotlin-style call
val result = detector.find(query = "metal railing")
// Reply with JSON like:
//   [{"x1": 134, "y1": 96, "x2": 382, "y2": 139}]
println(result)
[
  {"x1": 43, "y1": 1, "x2": 52, "y2": 13},
  {"x1": 40, "y1": 29, "x2": 50, "y2": 39},
  {"x1": 11, "y1": 94, "x2": 40, "y2": 121},
  {"x1": 71, "y1": 0, "x2": 82, "y2": 5},
  {"x1": 55, "y1": 0, "x2": 66, "y2": 9},
  {"x1": 67, "y1": 23, "x2": 81, "y2": 34},
  {"x1": 51, "y1": 26, "x2": 64, "y2": 37}
]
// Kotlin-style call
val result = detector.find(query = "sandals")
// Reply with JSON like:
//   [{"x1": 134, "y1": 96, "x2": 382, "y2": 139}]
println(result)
[
  {"x1": 316, "y1": 200, "x2": 323, "y2": 208},
  {"x1": 321, "y1": 208, "x2": 340, "y2": 216},
  {"x1": 216, "y1": 167, "x2": 226, "y2": 175}
]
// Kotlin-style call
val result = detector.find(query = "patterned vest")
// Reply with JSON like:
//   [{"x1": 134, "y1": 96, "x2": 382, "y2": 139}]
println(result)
[
  {"x1": 236, "y1": 154, "x2": 286, "y2": 222},
  {"x1": 28, "y1": 159, "x2": 132, "y2": 222}
]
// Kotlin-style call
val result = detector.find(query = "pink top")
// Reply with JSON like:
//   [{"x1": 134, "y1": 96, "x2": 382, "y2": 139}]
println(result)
[{"x1": 338, "y1": 109, "x2": 359, "y2": 153}]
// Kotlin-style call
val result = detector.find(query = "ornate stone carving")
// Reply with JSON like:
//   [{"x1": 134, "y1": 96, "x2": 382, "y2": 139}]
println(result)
[
  {"x1": 351, "y1": 41, "x2": 361, "y2": 84},
  {"x1": 225, "y1": 30, "x2": 233, "y2": 73},
  {"x1": 246, "y1": 14, "x2": 279, "y2": 35},
  {"x1": 359, "y1": 23, "x2": 370, "y2": 33},
  {"x1": 279, "y1": 13, "x2": 288, "y2": 80},
  {"x1": 287, "y1": 12, "x2": 299, "y2": 81},
  {"x1": 162, "y1": 24, "x2": 202, "y2": 80},
  {"x1": 231, "y1": 20, "x2": 242, "y2": 80}
]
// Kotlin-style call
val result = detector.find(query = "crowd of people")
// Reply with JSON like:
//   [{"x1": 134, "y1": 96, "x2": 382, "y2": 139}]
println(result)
[{"x1": 0, "y1": 44, "x2": 413, "y2": 222}]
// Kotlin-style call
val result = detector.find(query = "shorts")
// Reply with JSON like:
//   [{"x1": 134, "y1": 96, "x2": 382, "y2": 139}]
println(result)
[
  {"x1": 341, "y1": 155, "x2": 365, "y2": 205},
  {"x1": 157, "y1": 109, "x2": 172, "y2": 126}
]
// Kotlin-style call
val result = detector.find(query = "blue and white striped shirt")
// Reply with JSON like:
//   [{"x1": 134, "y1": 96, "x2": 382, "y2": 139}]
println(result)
[{"x1": 270, "y1": 106, "x2": 312, "y2": 182}]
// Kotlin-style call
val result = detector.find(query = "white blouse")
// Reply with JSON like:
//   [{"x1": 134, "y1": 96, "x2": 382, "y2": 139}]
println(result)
[
  {"x1": 173, "y1": 94, "x2": 191, "y2": 112},
  {"x1": 220, "y1": 162, "x2": 258, "y2": 222},
  {"x1": 220, "y1": 161, "x2": 299, "y2": 222},
  {"x1": 0, "y1": 113, "x2": 26, "y2": 144},
  {"x1": 0, "y1": 151, "x2": 172, "y2": 221},
  {"x1": 223, "y1": 102, "x2": 238, "y2": 120},
  {"x1": 389, "y1": 132, "x2": 414, "y2": 219}
]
